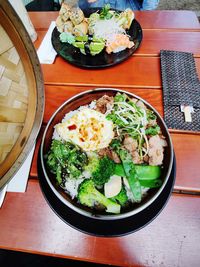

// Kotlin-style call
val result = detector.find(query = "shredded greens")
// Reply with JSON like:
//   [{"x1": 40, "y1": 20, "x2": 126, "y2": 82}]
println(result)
[{"x1": 106, "y1": 93, "x2": 160, "y2": 159}]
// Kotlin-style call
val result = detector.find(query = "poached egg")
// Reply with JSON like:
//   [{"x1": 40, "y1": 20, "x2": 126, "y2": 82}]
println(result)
[{"x1": 55, "y1": 108, "x2": 114, "y2": 151}]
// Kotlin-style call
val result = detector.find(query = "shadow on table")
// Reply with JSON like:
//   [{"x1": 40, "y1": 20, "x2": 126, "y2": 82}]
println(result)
[{"x1": 0, "y1": 249, "x2": 118, "y2": 267}]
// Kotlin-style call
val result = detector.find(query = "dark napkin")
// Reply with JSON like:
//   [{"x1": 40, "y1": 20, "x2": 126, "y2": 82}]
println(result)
[{"x1": 160, "y1": 50, "x2": 200, "y2": 132}]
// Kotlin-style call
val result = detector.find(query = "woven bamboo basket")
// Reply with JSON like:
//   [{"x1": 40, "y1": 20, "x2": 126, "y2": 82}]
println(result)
[{"x1": 0, "y1": 1, "x2": 44, "y2": 189}]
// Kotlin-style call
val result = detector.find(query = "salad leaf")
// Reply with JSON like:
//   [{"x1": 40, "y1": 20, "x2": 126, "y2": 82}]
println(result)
[
  {"x1": 146, "y1": 109, "x2": 157, "y2": 121},
  {"x1": 99, "y1": 4, "x2": 113, "y2": 19},
  {"x1": 114, "y1": 92, "x2": 127, "y2": 102}
]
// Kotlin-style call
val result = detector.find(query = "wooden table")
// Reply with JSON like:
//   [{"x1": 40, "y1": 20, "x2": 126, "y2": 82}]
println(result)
[{"x1": 0, "y1": 11, "x2": 200, "y2": 267}]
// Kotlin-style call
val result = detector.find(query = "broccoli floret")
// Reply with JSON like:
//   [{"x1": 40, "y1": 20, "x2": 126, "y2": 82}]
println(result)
[
  {"x1": 110, "y1": 186, "x2": 128, "y2": 206},
  {"x1": 84, "y1": 153, "x2": 99, "y2": 173},
  {"x1": 85, "y1": 155, "x2": 115, "y2": 186},
  {"x1": 77, "y1": 179, "x2": 120, "y2": 214}
]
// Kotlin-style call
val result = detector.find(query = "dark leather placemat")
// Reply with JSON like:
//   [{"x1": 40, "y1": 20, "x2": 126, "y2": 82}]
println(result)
[{"x1": 160, "y1": 50, "x2": 200, "y2": 132}]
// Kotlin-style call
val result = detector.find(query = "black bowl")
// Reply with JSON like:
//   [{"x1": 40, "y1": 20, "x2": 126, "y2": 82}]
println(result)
[
  {"x1": 38, "y1": 153, "x2": 176, "y2": 237},
  {"x1": 39, "y1": 88, "x2": 174, "y2": 225}
]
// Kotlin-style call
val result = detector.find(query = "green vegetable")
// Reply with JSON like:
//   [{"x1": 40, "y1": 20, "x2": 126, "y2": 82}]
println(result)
[
  {"x1": 127, "y1": 168, "x2": 142, "y2": 202},
  {"x1": 114, "y1": 164, "x2": 161, "y2": 180},
  {"x1": 75, "y1": 35, "x2": 88, "y2": 42},
  {"x1": 89, "y1": 42, "x2": 105, "y2": 55},
  {"x1": 146, "y1": 109, "x2": 157, "y2": 121},
  {"x1": 99, "y1": 4, "x2": 113, "y2": 19},
  {"x1": 139, "y1": 179, "x2": 162, "y2": 188},
  {"x1": 88, "y1": 12, "x2": 100, "y2": 24},
  {"x1": 46, "y1": 140, "x2": 88, "y2": 183},
  {"x1": 135, "y1": 165, "x2": 161, "y2": 180},
  {"x1": 114, "y1": 163, "x2": 162, "y2": 189},
  {"x1": 110, "y1": 186, "x2": 128, "y2": 206},
  {"x1": 90, "y1": 156, "x2": 115, "y2": 186},
  {"x1": 119, "y1": 149, "x2": 142, "y2": 202},
  {"x1": 106, "y1": 93, "x2": 150, "y2": 157},
  {"x1": 92, "y1": 36, "x2": 105, "y2": 43},
  {"x1": 78, "y1": 179, "x2": 120, "y2": 214},
  {"x1": 110, "y1": 139, "x2": 121, "y2": 151},
  {"x1": 114, "y1": 93, "x2": 127, "y2": 102},
  {"x1": 114, "y1": 164, "x2": 125, "y2": 177},
  {"x1": 145, "y1": 125, "x2": 160, "y2": 136},
  {"x1": 59, "y1": 32, "x2": 75, "y2": 44},
  {"x1": 73, "y1": 41, "x2": 85, "y2": 49},
  {"x1": 84, "y1": 153, "x2": 99, "y2": 173},
  {"x1": 72, "y1": 36, "x2": 105, "y2": 56}
]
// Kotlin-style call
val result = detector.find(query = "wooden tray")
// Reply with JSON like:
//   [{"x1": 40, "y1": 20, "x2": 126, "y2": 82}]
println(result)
[{"x1": 0, "y1": 1, "x2": 44, "y2": 189}]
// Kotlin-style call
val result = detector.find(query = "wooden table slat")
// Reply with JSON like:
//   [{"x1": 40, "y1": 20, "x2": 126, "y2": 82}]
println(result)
[
  {"x1": 0, "y1": 180, "x2": 200, "y2": 267},
  {"x1": 135, "y1": 10, "x2": 200, "y2": 30},
  {"x1": 40, "y1": 57, "x2": 200, "y2": 88},
  {"x1": 137, "y1": 31, "x2": 200, "y2": 57}
]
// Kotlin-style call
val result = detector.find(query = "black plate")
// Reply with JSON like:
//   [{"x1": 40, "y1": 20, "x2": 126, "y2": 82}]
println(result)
[
  {"x1": 51, "y1": 9, "x2": 143, "y2": 69},
  {"x1": 38, "y1": 153, "x2": 176, "y2": 237}
]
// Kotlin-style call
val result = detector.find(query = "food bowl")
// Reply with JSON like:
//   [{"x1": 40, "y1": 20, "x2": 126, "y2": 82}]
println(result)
[{"x1": 40, "y1": 88, "x2": 174, "y2": 223}]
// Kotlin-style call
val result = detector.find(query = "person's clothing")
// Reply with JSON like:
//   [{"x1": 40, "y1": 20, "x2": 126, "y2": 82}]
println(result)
[
  {"x1": 23, "y1": 0, "x2": 159, "y2": 11},
  {"x1": 79, "y1": 0, "x2": 159, "y2": 11},
  {"x1": 23, "y1": 0, "x2": 60, "y2": 11}
]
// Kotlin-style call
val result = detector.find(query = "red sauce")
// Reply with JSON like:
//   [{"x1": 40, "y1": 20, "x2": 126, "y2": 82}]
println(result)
[{"x1": 68, "y1": 124, "x2": 77, "y2": 130}]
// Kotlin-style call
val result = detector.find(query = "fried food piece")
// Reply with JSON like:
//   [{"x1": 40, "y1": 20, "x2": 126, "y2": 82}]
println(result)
[
  {"x1": 56, "y1": 16, "x2": 64, "y2": 32},
  {"x1": 73, "y1": 21, "x2": 88, "y2": 36},
  {"x1": 59, "y1": 3, "x2": 71, "y2": 22},
  {"x1": 63, "y1": 20, "x2": 74, "y2": 33},
  {"x1": 70, "y1": 7, "x2": 84, "y2": 25}
]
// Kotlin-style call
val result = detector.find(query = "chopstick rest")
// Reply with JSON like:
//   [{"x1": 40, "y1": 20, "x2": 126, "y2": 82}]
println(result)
[
  {"x1": 160, "y1": 50, "x2": 200, "y2": 132},
  {"x1": 180, "y1": 105, "x2": 194, "y2": 123}
]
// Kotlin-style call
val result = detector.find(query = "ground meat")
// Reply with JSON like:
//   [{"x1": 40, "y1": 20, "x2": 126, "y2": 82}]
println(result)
[
  {"x1": 130, "y1": 98, "x2": 146, "y2": 110},
  {"x1": 136, "y1": 100, "x2": 146, "y2": 110},
  {"x1": 130, "y1": 98, "x2": 137, "y2": 104},
  {"x1": 110, "y1": 150, "x2": 121, "y2": 163},
  {"x1": 147, "y1": 119, "x2": 157, "y2": 127},
  {"x1": 123, "y1": 136, "x2": 143, "y2": 164},
  {"x1": 132, "y1": 151, "x2": 143, "y2": 164},
  {"x1": 98, "y1": 148, "x2": 111, "y2": 158},
  {"x1": 98, "y1": 148, "x2": 121, "y2": 163},
  {"x1": 123, "y1": 135, "x2": 138, "y2": 153},
  {"x1": 95, "y1": 95, "x2": 114, "y2": 114},
  {"x1": 148, "y1": 135, "x2": 167, "y2": 165}
]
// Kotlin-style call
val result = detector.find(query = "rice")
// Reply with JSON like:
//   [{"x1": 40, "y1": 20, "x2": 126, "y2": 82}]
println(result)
[{"x1": 63, "y1": 176, "x2": 85, "y2": 199}]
